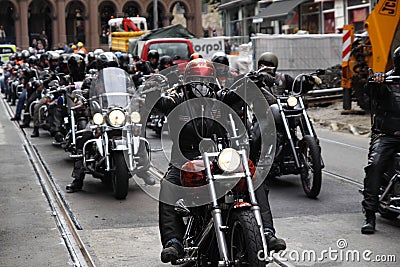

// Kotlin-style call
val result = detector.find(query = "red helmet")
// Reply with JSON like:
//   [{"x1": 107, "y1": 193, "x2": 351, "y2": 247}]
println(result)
[
  {"x1": 183, "y1": 58, "x2": 216, "y2": 84},
  {"x1": 180, "y1": 160, "x2": 214, "y2": 187}
]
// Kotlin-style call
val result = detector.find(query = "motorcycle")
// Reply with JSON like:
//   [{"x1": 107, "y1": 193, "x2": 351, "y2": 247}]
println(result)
[
  {"x1": 52, "y1": 80, "x2": 87, "y2": 146},
  {"x1": 246, "y1": 68, "x2": 324, "y2": 198},
  {"x1": 157, "y1": 62, "x2": 275, "y2": 266},
  {"x1": 377, "y1": 152, "x2": 400, "y2": 219},
  {"x1": 270, "y1": 70, "x2": 325, "y2": 198},
  {"x1": 81, "y1": 67, "x2": 150, "y2": 199}
]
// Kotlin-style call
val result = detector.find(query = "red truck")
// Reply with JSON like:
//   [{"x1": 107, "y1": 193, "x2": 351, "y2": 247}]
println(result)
[{"x1": 135, "y1": 38, "x2": 195, "y2": 64}]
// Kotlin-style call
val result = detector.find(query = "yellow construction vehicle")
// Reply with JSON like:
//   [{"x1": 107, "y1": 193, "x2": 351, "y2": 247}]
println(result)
[
  {"x1": 342, "y1": 0, "x2": 400, "y2": 111},
  {"x1": 108, "y1": 17, "x2": 149, "y2": 52}
]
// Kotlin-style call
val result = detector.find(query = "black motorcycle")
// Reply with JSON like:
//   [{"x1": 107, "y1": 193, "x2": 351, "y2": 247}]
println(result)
[
  {"x1": 377, "y1": 152, "x2": 400, "y2": 219},
  {"x1": 271, "y1": 71, "x2": 324, "y2": 198}
]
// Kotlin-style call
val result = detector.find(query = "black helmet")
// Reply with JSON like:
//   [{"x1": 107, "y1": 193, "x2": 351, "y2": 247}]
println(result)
[
  {"x1": 27, "y1": 55, "x2": 38, "y2": 65},
  {"x1": 257, "y1": 52, "x2": 278, "y2": 74},
  {"x1": 147, "y1": 50, "x2": 159, "y2": 62},
  {"x1": 189, "y1": 53, "x2": 203, "y2": 61},
  {"x1": 211, "y1": 52, "x2": 229, "y2": 66},
  {"x1": 39, "y1": 53, "x2": 49, "y2": 62},
  {"x1": 393, "y1": 46, "x2": 400, "y2": 74},
  {"x1": 68, "y1": 54, "x2": 86, "y2": 81},
  {"x1": 96, "y1": 52, "x2": 119, "y2": 70},
  {"x1": 119, "y1": 53, "x2": 130, "y2": 71},
  {"x1": 159, "y1": 55, "x2": 174, "y2": 71}
]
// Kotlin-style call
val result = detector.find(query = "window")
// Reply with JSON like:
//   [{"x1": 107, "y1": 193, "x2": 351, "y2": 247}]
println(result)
[
  {"x1": 324, "y1": 12, "x2": 335, "y2": 33},
  {"x1": 148, "y1": 42, "x2": 191, "y2": 60},
  {"x1": 301, "y1": 2, "x2": 321, "y2": 33},
  {"x1": 202, "y1": 2, "x2": 207, "y2": 14}
]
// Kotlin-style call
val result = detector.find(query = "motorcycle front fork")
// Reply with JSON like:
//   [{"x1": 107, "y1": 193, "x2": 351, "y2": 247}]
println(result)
[{"x1": 203, "y1": 152, "x2": 270, "y2": 266}]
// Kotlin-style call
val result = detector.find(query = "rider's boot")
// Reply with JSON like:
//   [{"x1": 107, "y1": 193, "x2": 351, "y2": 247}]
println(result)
[
  {"x1": 31, "y1": 127, "x2": 39, "y2": 137},
  {"x1": 265, "y1": 230, "x2": 287, "y2": 252},
  {"x1": 139, "y1": 171, "x2": 156, "y2": 185},
  {"x1": 10, "y1": 116, "x2": 20, "y2": 121},
  {"x1": 361, "y1": 209, "x2": 376, "y2": 234},
  {"x1": 161, "y1": 238, "x2": 184, "y2": 263},
  {"x1": 20, "y1": 115, "x2": 31, "y2": 128},
  {"x1": 66, "y1": 176, "x2": 84, "y2": 193}
]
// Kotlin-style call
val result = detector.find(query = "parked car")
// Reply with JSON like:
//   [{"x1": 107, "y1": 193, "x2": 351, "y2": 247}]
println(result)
[
  {"x1": 0, "y1": 44, "x2": 17, "y2": 63},
  {"x1": 135, "y1": 38, "x2": 195, "y2": 64}
]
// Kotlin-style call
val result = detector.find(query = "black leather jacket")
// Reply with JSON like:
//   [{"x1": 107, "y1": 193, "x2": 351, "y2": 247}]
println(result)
[
  {"x1": 369, "y1": 71, "x2": 400, "y2": 135},
  {"x1": 155, "y1": 84, "x2": 231, "y2": 165}
]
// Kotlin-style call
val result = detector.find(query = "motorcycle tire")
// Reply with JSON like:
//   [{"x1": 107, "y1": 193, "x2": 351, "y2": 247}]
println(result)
[
  {"x1": 378, "y1": 205, "x2": 399, "y2": 219},
  {"x1": 228, "y1": 210, "x2": 267, "y2": 266},
  {"x1": 111, "y1": 151, "x2": 130, "y2": 200},
  {"x1": 299, "y1": 135, "x2": 322, "y2": 199}
]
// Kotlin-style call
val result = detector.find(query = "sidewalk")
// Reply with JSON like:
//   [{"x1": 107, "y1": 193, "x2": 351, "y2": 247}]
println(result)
[
  {"x1": 0, "y1": 99, "x2": 70, "y2": 266},
  {"x1": 307, "y1": 101, "x2": 371, "y2": 136}
]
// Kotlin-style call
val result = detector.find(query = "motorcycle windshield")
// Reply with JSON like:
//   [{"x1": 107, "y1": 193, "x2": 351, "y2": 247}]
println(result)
[{"x1": 89, "y1": 67, "x2": 136, "y2": 110}]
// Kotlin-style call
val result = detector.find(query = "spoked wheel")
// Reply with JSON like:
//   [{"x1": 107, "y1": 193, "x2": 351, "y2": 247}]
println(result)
[
  {"x1": 299, "y1": 135, "x2": 322, "y2": 199},
  {"x1": 111, "y1": 151, "x2": 130, "y2": 200},
  {"x1": 229, "y1": 210, "x2": 266, "y2": 267}
]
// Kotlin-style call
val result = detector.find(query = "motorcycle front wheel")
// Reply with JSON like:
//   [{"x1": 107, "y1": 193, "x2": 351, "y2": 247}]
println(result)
[
  {"x1": 111, "y1": 151, "x2": 130, "y2": 200},
  {"x1": 299, "y1": 135, "x2": 322, "y2": 199},
  {"x1": 229, "y1": 210, "x2": 267, "y2": 266}
]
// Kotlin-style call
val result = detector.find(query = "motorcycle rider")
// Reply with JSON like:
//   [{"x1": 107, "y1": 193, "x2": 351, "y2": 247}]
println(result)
[
  {"x1": 30, "y1": 53, "x2": 80, "y2": 137},
  {"x1": 85, "y1": 52, "x2": 97, "y2": 73},
  {"x1": 66, "y1": 52, "x2": 155, "y2": 193},
  {"x1": 20, "y1": 55, "x2": 43, "y2": 128},
  {"x1": 189, "y1": 52, "x2": 203, "y2": 61},
  {"x1": 156, "y1": 58, "x2": 285, "y2": 263},
  {"x1": 147, "y1": 49, "x2": 160, "y2": 72},
  {"x1": 215, "y1": 51, "x2": 286, "y2": 253},
  {"x1": 211, "y1": 51, "x2": 239, "y2": 88},
  {"x1": 361, "y1": 46, "x2": 400, "y2": 234},
  {"x1": 158, "y1": 55, "x2": 174, "y2": 71}
]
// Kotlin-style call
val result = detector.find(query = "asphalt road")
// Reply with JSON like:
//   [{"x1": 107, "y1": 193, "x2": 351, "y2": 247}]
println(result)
[{"x1": 1, "y1": 100, "x2": 399, "y2": 267}]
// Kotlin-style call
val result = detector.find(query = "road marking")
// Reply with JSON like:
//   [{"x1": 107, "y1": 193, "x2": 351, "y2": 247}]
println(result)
[
  {"x1": 319, "y1": 137, "x2": 368, "y2": 152},
  {"x1": 323, "y1": 170, "x2": 363, "y2": 187},
  {"x1": 0, "y1": 120, "x2": 6, "y2": 145}
]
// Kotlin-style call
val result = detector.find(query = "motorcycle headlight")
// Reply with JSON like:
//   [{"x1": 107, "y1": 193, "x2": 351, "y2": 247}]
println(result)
[
  {"x1": 108, "y1": 109, "x2": 126, "y2": 127},
  {"x1": 93, "y1": 113, "x2": 104, "y2": 125},
  {"x1": 130, "y1": 111, "x2": 141, "y2": 124},
  {"x1": 287, "y1": 96, "x2": 298, "y2": 107},
  {"x1": 217, "y1": 148, "x2": 241, "y2": 173}
]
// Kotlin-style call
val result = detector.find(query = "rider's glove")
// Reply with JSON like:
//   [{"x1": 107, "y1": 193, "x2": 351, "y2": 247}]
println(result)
[
  {"x1": 312, "y1": 75, "x2": 322, "y2": 85},
  {"x1": 261, "y1": 72, "x2": 276, "y2": 87}
]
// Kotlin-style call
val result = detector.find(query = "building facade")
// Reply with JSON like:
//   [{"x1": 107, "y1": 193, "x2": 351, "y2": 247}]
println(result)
[
  {"x1": 220, "y1": 0, "x2": 379, "y2": 41},
  {"x1": 0, "y1": 0, "x2": 203, "y2": 50}
]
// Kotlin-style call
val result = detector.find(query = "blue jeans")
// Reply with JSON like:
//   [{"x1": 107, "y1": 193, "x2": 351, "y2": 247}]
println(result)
[
  {"x1": 15, "y1": 89, "x2": 27, "y2": 119},
  {"x1": 0, "y1": 77, "x2": 5, "y2": 93}
]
